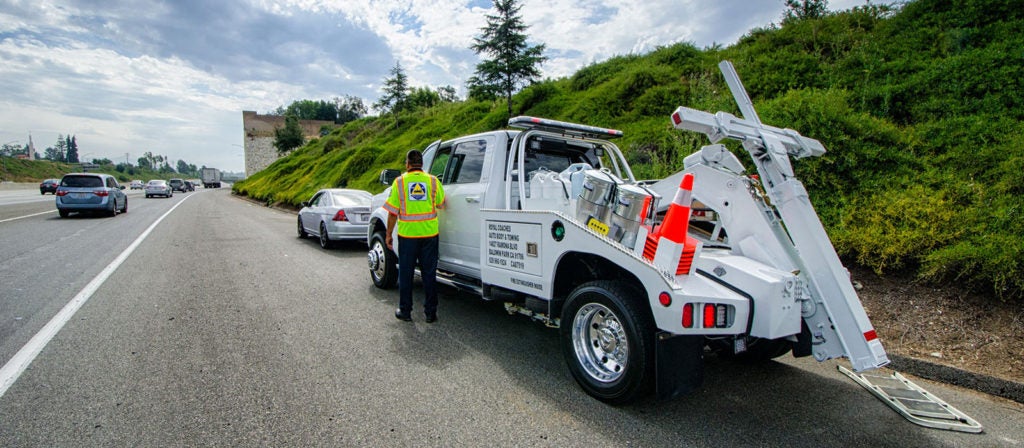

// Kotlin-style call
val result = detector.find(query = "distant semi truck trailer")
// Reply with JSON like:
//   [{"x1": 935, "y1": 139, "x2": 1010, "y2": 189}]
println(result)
[{"x1": 201, "y1": 168, "x2": 221, "y2": 188}]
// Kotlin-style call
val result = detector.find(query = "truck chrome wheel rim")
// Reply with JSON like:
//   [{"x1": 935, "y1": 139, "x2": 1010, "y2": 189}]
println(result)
[
  {"x1": 571, "y1": 303, "x2": 628, "y2": 383},
  {"x1": 368, "y1": 241, "x2": 385, "y2": 280}
]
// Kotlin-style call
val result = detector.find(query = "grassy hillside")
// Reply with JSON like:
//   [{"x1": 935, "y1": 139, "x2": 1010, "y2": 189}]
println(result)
[
  {"x1": 234, "y1": 0, "x2": 1023, "y2": 300},
  {"x1": 0, "y1": 156, "x2": 195, "y2": 184}
]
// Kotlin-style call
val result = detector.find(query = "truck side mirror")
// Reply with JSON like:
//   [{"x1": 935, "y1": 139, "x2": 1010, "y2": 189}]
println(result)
[{"x1": 379, "y1": 169, "x2": 401, "y2": 185}]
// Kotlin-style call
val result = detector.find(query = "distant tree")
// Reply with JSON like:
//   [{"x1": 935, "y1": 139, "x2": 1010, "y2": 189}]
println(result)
[
  {"x1": 470, "y1": 0, "x2": 547, "y2": 118},
  {"x1": 783, "y1": 0, "x2": 829, "y2": 23},
  {"x1": 374, "y1": 61, "x2": 410, "y2": 115},
  {"x1": 0, "y1": 143, "x2": 21, "y2": 156},
  {"x1": 465, "y1": 75, "x2": 502, "y2": 102},
  {"x1": 137, "y1": 156, "x2": 152, "y2": 170},
  {"x1": 407, "y1": 86, "x2": 441, "y2": 110},
  {"x1": 437, "y1": 85, "x2": 459, "y2": 103},
  {"x1": 274, "y1": 113, "x2": 305, "y2": 154},
  {"x1": 66, "y1": 135, "x2": 79, "y2": 163},
  {"x1": 54, "y1": 135, "x2": 67, "y2": 162},
  {"x1": 93, "y1": 158, "x2": 113, "y2": 165},
  {"x1": 286, "y1": 99, "x2": 337, "y2": 122},
  {"x1": 334, "y1": 95, "x2": 368, "y2": 124}
]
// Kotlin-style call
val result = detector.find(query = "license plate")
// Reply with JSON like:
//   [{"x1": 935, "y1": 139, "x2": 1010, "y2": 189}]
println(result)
[
  {"x1": 586, "y1": 217, "x2": 610, "y2": 236},
  {"x1": 72, "y1": 193, "x2": 88, "y2": 199}
]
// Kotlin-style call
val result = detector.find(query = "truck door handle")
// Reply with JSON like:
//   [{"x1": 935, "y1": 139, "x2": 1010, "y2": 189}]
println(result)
[{"x1": 465, "y1": 196, "x2": 480, "y2": 203}]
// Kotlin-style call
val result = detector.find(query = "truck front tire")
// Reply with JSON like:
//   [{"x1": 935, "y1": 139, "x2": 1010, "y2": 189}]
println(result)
[
  {"x1": 560, "y1": 280, "x2": 655, "y2": 405},
  {"x1": 368, "y1": 230, "x2": 398, "y2": 289}
]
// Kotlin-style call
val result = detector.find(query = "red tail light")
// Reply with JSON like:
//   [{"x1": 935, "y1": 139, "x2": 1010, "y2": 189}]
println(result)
[
  {"x1": 703, "y1": 304, "x2": 716, "y2": 328},
  {"x1": 94, "y1": 190, "x2": 109, "y2": 197},
  {"x1": 332, "y1": 210, "x2": 348, "y2": 222},
  {"x1": 56, "y1": 190, "x2": 68, "y2": 196},
  {"x1": 682, "y1": 303, "x2": 694, "y2": 328},
  {"x1": 658, "y1": 291, "x2": 671, "y2": 307}
]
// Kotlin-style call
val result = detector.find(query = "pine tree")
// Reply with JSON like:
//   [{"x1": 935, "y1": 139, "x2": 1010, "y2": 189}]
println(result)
[
  {"x1": 470, "y1": 0, "x2": 547, "y2": 118},
  {"x1": 66, "y1": 135, "x2": 79, "y2": 163},
  {"x1": 54, "y1": 134, "x2": 67, "y2": 163},
  {"x1": 374, "y1": 61, "x2": 410, "y2": 116}
]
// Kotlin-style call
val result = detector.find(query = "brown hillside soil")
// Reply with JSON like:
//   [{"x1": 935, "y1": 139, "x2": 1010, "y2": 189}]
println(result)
[{"x1": 851, "y1": 266, "x2": 1024, "y2": 384}]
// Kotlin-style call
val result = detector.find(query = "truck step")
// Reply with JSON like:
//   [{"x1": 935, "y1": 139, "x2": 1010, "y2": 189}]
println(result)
[{"x1": 838, "y1": 365, "x2": 983, "y2": 433}]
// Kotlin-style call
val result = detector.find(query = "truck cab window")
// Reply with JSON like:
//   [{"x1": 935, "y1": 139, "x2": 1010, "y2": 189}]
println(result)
[
  {"x1": 446, "y1": 139, "x2": 487, "y2": 184},
  {"x1": 429, "y1": 147, "x2": 451, "y2": 182}
]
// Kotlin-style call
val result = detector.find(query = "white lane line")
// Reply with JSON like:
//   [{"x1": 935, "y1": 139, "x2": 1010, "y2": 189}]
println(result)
[
  {"x1": 0, "y1": 209, "x2": 56, "y2": 223},
  {"x1": 0, "y1": 194, "x2": 196, "y2": 398}
]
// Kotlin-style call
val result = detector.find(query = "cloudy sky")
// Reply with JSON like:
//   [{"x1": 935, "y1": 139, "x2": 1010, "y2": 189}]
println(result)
[{"x1": 0, "y1": 0, "x2": 866, "y2": 173}]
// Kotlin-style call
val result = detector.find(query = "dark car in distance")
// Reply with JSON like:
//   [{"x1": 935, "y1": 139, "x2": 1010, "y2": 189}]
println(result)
[
  {"x1": 169, "y1": 178, "x2": 187, "y2": 192},
  {"x1": 40, "y1": 179, "x2": 59, "y2": 195}
]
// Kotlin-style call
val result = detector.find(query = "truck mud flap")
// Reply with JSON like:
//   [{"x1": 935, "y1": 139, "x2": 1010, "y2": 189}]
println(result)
[
  {"x1": 838, "y1": 365, "x2": 983, "y2": 433},
  {"x1": 655, "y1": 333, "x2": 704, "y2": 401}
]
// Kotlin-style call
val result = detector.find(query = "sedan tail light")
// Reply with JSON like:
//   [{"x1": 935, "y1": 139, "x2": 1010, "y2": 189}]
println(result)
[{"x1": 332, "y1": 210, "x2": 348, "y2": 222}]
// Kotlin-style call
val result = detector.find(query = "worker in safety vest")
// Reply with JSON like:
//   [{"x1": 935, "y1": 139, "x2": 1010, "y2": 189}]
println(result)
[{"x1": 384, "y1": 149, "x2": 446, "y2": 323}]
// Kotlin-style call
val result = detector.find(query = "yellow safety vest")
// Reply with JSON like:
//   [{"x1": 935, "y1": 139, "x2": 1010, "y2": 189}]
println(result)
[{"x1": 384, "y1": 170, "x2": 445, "y2": 238}]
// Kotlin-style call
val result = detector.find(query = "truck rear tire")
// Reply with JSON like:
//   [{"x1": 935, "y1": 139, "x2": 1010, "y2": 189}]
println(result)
[
  {"x1": 368, "y1": 230, "x2": 397, "y2": 289},
  {"x1": 560, "y1": 280, "x2": 655, "y2": 405}
]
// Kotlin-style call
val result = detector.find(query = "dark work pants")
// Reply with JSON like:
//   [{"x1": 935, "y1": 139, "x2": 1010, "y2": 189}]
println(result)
[{"x1": 397, "y1": 235, "x2": 439, "y2": 317}]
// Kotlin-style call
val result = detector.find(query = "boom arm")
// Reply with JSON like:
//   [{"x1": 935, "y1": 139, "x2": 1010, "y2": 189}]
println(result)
[{"x1": 670, "y1": 61, "x2": 888, "y2": 372}]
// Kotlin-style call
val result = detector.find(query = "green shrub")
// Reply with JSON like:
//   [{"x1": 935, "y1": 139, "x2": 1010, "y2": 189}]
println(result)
[{"x1": 834, "y1": 184, "x2": 963, "y2": 273}]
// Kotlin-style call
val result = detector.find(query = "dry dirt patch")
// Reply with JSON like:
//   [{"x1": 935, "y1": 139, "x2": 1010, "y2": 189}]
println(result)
[{"x1": 852, "y1": 266, "x2": 1024, "y2": 384}]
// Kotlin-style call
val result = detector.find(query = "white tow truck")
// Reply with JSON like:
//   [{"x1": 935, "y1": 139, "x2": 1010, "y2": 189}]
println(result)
[{"x1": 366, "y1": 61, "x2": 892, "y2": 405}]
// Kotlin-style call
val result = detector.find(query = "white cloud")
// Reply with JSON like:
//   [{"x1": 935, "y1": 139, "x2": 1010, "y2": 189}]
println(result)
[{"x1": 0, "y1": 0, "x2": 873, "y2": 172}]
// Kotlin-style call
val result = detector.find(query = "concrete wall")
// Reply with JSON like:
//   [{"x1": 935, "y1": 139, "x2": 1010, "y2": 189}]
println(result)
[{"x1": 242, "y1": 111, "x2": 334, "y2": 176}]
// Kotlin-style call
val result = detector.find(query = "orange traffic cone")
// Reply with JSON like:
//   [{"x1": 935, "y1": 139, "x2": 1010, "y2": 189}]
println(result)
[
  {"x1": 643, "y1": 173, "x2": 698, "y2": 275},
  {"x1": 658, "y1": 173, "x2": 694, "y2": 243}
]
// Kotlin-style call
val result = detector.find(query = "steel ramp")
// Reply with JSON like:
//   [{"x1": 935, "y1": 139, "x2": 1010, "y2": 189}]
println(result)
[{"x1": 838, "y1": 365, "x2": 983, "y2": 433}]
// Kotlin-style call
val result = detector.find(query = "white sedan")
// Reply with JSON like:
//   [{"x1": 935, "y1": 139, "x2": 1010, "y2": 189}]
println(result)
[
  {"x1": 144, "y1": 180, "x2": 173, "y2": 198},
  {"x1": 297, "y1": 188, "x2": 372, "y2": 249}
]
